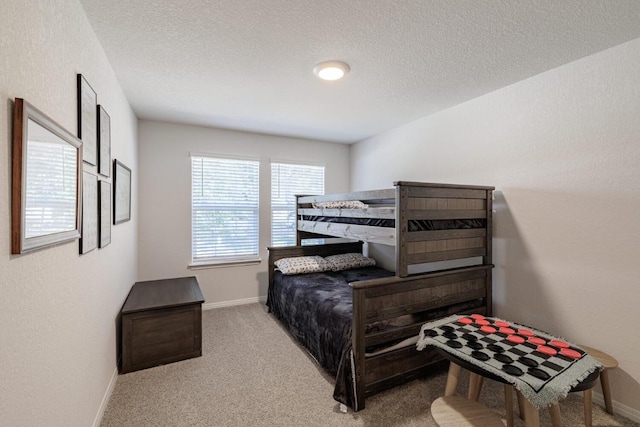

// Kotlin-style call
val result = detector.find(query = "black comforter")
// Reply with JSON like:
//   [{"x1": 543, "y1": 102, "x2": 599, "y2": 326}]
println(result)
[{"x1": 266, "y1": 267, "x2": 394, "y2": 409}]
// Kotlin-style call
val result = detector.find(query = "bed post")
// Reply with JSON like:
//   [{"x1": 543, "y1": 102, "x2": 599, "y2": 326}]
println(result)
[
  {"x1": 484, "y1": 189, "x2": 494, "y2": 316},
  {"x1": 395, "y1": 183, "x2": 409, "y2": 277},
  {"x1": 352, "y1": 287, "x2": 367, "y2": 411},
  {"x1": 295, "y1": 195, "x2": 301, "y2": 246}
]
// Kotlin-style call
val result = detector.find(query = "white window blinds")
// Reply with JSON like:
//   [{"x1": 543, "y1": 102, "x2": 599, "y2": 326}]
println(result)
[
  {"x1": 271, "y1": 162, "x2": 324, "y2": 247},
  {"x1": 191, "y1": 156, "x2": 259, "y2": 263}
]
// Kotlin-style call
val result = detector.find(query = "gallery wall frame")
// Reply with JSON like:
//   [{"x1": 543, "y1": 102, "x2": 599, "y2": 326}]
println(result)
[
  {"x1": 99, "y1": 180, "x2": 112, "y2": 248},
  {"x1": 97, "y1": 105, "x2": 111, "y2": 177},
  {"x1": 80, "y1": 171, "x2": 98, "y2": 255},
  {"x1": 11, "y1": 98, "x2": 82, "y2": 254},
  {"x1": 77, "y1": 74, "x2": 97, "y2": 166},
  {"x1": 113, "y1": 159, "x2": 131, "y2": 225}
]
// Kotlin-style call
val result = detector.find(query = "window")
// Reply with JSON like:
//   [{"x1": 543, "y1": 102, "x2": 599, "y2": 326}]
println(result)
[
  {"x1": 271, "y1": 162, "x2": 324, "y2": 247},
  {"x1": 191, "y1": 155, "x2": 259, "y2": 264}
]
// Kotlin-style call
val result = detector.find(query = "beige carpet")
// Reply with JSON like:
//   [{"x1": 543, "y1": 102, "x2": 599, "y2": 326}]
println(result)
[{"x1": 101, "y1": 303, "x2": 638, "y2": 426}]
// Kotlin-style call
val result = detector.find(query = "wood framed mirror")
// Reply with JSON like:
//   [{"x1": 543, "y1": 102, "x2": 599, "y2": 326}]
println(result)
[{"x1": 12, "y1": 98, "x2": 83, "y2": 254}]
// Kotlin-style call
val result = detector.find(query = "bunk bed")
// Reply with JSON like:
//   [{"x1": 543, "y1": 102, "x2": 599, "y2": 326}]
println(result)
[{"x1": 266, "y1": 181, "x2": 494, "y2": 411}]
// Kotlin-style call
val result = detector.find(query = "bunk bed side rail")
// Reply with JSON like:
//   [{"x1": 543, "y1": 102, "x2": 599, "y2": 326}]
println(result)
[{"x1": 297, "y1": 220, "x2": 395, "y2": 245}]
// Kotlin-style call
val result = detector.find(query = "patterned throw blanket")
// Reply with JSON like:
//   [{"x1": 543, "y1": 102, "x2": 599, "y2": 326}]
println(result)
[{"x1": 417, "y1": 314, "x2": 602, "y2": 409}]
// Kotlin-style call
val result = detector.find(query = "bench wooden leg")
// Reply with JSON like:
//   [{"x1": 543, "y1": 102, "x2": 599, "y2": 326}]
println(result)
[
  {"x1": 468, "y1": 373, "x2": 484, "y2": 401},
  {"x1": 600, "y1": 369, "x2": 614, "y2": 414},
  {"x1": 584, "y1": 388, "x2": 593, "y2": 427},
  {"x1": 519, "y1": 391, "x2": 540, "y2": 427},
  {"x1": 504, "y1": 385, "x2": 514, "y2": 427},
  {"x1": 517, "y1": 391, "x2": 525, "y2": 420},
  {"x1": 549, "y1": 403, "x2": 562, "y2": 427},
  {"x1": 579, "y1": 345, "x2": 617, "y2": 416},
  {"x1": 444, "y1": 362, "x2": 462, "y2": 397}
]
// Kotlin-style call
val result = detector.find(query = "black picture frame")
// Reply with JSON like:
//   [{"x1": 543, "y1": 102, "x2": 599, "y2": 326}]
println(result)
[
  {"x1": 97, "y1": 105, "x2": 111, "y2": 177},
  {"x1": 113, "y1": 159, "x2": 131, "y2": 225},
  {"x1": 80, "y1": 171, "x2": 98, "y2": 255},
  {"x1": 11, "y1": 98, "x2": 83, "y2": 254},
  {"x1": 77, "y1": 74, "x2": 97, "y2": 165},
  {"x1": 98, "y1": 180, "x2": 111, "y2": 248}
]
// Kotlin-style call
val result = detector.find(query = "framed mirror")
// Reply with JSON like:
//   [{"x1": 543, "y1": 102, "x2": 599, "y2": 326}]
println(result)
[{"x1": 12, "y1": 98, "x2": 83, "y2": 254}]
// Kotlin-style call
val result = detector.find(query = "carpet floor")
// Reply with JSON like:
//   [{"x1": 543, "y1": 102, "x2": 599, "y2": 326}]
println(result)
[{"x1": 101, "y1": 303, "x2": 638, "y2": 426}]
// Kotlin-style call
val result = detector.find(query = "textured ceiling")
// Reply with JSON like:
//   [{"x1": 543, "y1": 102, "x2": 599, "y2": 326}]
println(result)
[{"x1": 79, "y1": 0, "x2": 640, "y2": 143}]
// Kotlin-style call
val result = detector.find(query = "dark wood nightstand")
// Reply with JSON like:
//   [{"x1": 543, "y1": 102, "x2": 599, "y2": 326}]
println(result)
[{"x1": 120, "y1": 276, "x2": 205, "y2": 374}]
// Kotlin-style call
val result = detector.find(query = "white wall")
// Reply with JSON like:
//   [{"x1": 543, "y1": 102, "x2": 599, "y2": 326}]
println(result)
[
  {"x1": 137, "y1": 120, "x2": 349, "y2": 304},
  {"x1": 351, "y1": 38, "x2": 640, "y2": 414},
  {"x1": 0, "y1": 2, "x2": 138, "y2": 426}
]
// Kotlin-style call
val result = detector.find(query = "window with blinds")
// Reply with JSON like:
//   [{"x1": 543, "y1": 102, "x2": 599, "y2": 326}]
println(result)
[
  {"x1": 271, "y1": 162, "x2": 324, "y2": 247},
  {"x1": 191, "y1": 156, "x2": 259, "y2": 264}
]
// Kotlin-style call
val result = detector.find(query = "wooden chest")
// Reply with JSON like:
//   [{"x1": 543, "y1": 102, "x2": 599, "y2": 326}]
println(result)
[{"x1": 120, "y1": 276, "x2": 205, "y2": 374}]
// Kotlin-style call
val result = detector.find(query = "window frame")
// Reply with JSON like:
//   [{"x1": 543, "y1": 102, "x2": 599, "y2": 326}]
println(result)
[
  {"x1": 270, "y1": 160, "x2": 325, "y2": 248},
  {"x1": 189, "y1": 153, "x2": 261, "y2": 268}
]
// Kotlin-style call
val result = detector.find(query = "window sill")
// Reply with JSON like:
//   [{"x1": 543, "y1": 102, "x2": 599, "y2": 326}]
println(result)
[{"x1": 188, "y1": 258, "x2": 262, "y2": 270}]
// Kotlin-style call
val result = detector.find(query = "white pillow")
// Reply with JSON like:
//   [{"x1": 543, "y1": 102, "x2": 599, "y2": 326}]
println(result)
[
  {"x1": 274, "y1": 256, "x2": 330, "y2": 275},
  {"x1": 325, "y1": 253, "x2": 376, "y2": 272},
  {"x1": 312, "y1": 200, "x2": 368, "y2": 209}
]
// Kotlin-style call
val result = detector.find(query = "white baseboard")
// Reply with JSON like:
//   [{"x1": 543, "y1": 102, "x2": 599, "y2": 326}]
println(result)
[
  {"x1": 592, "y1": 391, "x2": 640, "y2": 423},
  {"x1": 92, "y1": 366, "x2": 118, "y2": 427},
  {"x1": 203, "y1": 295, "x2": 267, "y2": 310}
]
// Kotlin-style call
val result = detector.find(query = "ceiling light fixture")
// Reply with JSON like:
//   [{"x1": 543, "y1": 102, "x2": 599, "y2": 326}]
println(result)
[{"x1": 313, "y1": 61, "x2": 350, "y2": 81}]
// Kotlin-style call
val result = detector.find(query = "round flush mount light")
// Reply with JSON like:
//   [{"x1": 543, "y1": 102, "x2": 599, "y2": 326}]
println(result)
[{"x1": 313, "y1": 61, "x2": 350, "y2": 81}]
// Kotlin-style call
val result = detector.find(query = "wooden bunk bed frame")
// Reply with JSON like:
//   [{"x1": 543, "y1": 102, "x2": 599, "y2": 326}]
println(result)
[
  {"x1": 268, "y1": 181, "x2": 494, "y2": 411},
  {"x1": 296, "y1": 181, "x2": 494, "y2": 277}
]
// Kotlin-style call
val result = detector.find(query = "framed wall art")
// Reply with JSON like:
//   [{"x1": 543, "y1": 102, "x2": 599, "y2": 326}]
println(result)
[
  {"x1": 80, "y1": 171, "x2": 98, "y2": 255},
  {"x1": 113, "y1": 159, "x2": 131, "y2": 224},
  {"x1": 98, "y1": 180, "x2": 111, "y2": 248},
  {"x1": 11, "y1": 98, "x2": 82, "y2": 254},
  {"x1": 97, "y1": 105, "x2": 111, "y2": 177},
  {"x1": 77, "y1": 74, "x2": 97, "y2": 165}
]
